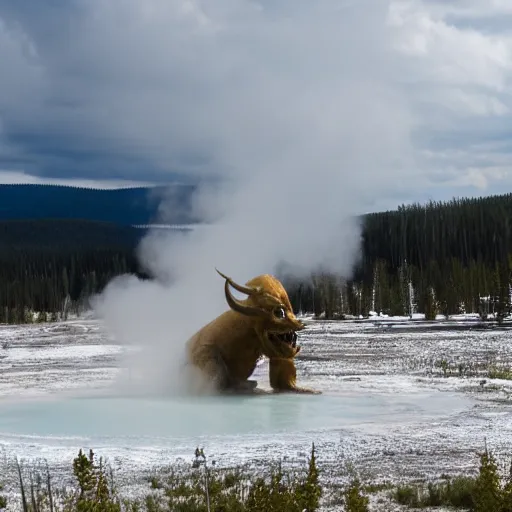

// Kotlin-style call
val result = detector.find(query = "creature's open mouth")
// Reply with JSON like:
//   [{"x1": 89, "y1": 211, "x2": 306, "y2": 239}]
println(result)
[{"x1": 269, "y1": 331, "x2": 298, "y2": 348}]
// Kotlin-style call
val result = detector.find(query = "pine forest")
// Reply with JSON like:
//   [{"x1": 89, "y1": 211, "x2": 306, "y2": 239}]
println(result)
[{"x1": 1, "y1": 193, "x2": 512, "y2": 324}]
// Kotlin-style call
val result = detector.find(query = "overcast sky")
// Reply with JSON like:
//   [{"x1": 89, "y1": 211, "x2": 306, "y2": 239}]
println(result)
[{"x1": 1, "y1": 0, "x2": 512, "y2": 211}]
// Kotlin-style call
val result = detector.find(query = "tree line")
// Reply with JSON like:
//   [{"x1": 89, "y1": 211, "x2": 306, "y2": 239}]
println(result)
[
  {"x1": 0, "y1": 220, "x2": 146, "y2": 324},
  {"x1": 285, "y1": 195, "x2": 512, "y2": 322},
  {"x1": 2, "y1": 193, "x2": 512, "y2": 324}
]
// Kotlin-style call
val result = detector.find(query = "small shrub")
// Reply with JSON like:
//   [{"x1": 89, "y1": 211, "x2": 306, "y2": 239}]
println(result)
[
  {"x1": 390, "y1": 448, "x2": 512, "y2": 511},
  {"x1": 68, "y1": 448, "x2": 121, "y2": 511},
  {"x1": 393, "y1": 484, "x2": 420, "y2": 507},
  {"x1": 472, "y1": 448, "x2": 502, "y2": 512},
  {"x1": 426, "y1": 481, "x2": 443, "y2": 506},
  {"x1": 488, "y1": 366, "x2": 512, "y2": 380},
  {"x1": 445, "y1": 476, "x2": 477, "y2": 508},
  {"x1": 135, "y1": 443, "x2": 321, "y2": 512},
  {"x1": 392, "y1": 476, "x2": 478, "y2": 509},
  {"x1": 342, "y1": 479, "x2": 369, "y2": 512},
  {"x1": 0, "y1": 484, "x2": 6, "y2": 510},
  {"x1": 362, "y1": 482, "x2": 392, "y2": 494}
]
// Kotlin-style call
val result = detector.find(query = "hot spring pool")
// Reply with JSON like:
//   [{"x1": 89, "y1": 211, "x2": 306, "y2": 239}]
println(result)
[{"x1": 0, "y1": 389, "x2": 471, "y2": 442}]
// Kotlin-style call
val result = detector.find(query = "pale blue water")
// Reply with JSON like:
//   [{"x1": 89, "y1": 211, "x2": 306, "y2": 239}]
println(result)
[{"x1": 0, "y1": 390, "x2": 470, "y2": 441}]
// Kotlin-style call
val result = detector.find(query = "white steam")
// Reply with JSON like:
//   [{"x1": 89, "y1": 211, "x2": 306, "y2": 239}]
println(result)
[{"x1": 92, "y1": 0, "x2": 417, "y2": 396}]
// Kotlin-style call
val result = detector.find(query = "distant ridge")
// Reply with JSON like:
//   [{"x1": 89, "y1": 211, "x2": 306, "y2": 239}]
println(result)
[
  {"x1": 0, "y1": 183, "x2": 199, "y2": 225},
  {"x1": 0, "y1": 218, "x2": 144, "y2": 250},
  {"x1": 0, "y1": 183, "x2": 156, "y2": 191}
]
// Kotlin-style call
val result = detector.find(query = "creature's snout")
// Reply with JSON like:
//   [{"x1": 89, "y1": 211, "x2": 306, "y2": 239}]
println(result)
[{"x1": 292, "y1": 318, "x2": 306, "y2": 331}]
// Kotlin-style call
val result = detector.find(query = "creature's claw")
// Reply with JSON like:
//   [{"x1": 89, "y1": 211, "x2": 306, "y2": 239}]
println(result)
[
  {"x1": 272, "y1": 386, "x2": 322, "y2": 395},
  {"x1": 223, "y1": 379, "x2": 260, "y2": 395},
  {"x1": 240, "y1": 379, "x2": 258, "y2": 390},
  {"x1": 295, "y1": 387, "x2": 322, "y2": 395}
]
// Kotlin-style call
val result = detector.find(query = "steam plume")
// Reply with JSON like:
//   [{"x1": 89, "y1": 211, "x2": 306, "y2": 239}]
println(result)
[{"x1": 92, "y1": 0, "x2": 416, "y2": 396}]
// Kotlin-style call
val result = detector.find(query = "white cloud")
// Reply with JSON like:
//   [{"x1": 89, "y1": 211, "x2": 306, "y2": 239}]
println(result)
[
  {"x1": 384, "y1": 0, "x2": 512, "y2": 198},
  {"x1": 389, "y1": 2, "x2": 512, "y2": 92},
  {"x1": 430, "y1": 0, "x2": 512, "y2": 19}
]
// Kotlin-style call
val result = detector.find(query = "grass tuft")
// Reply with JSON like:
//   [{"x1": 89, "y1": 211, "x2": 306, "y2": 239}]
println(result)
[
  {"x1": 3, "y1": 443, "x2": 323, "y2": 512},
  {"x1": 391, "y1": 447, "x2": 512, "y2": 511},
  {"x1": 488, "y1": 366, "x2": 512, "y2": 380},
  {"x1": 4, "y1": 441, "x2": 512, "y2": 511}
]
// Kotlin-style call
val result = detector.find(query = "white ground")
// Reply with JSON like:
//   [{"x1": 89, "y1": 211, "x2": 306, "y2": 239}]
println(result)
[{"x1": 1, "y1": 314, "x2": 512, "y2": 510}]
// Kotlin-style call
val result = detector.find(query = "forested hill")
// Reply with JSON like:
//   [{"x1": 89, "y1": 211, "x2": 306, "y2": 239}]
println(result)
[
  {"x1": 0, "y1": 219, "x2": 144, "y2": 250},
  {"x1": 3, "y1": 190, "x2": 512, "y2": 324},
  {"x1": 0, "y1": 184, "x2": 198, "y2": 225}
]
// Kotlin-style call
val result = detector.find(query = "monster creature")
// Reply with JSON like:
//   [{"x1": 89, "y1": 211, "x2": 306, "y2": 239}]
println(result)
[{"x1": 184, "y1": 269, "x2": 320, "y2": 395}]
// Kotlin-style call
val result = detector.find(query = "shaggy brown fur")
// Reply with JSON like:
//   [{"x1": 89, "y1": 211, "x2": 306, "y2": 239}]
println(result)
[{"x1": 185, "y1": 269, "x2": 320, "y2": 395}]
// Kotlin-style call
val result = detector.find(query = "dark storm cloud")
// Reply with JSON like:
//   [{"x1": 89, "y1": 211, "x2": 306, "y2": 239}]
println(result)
[{"x1": 0, "y1": 0, "x2": 512, "y2": 204}]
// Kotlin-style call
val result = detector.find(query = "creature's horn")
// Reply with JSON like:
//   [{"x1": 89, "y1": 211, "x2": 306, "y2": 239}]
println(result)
[
  {"x1": 215, "y1": 268, "x2": 260, "y2": 295},
  {"x1": 223, "y1": 280, "x2": 267, "y2": 317},
  {"x1": 216, "y1": 268, "x2": 266, "y2": 317}
]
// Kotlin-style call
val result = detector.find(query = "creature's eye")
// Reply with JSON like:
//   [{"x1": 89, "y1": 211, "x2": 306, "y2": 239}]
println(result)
[{"x1": 273, "y1": 307, "x2": 286, "y2": 319}]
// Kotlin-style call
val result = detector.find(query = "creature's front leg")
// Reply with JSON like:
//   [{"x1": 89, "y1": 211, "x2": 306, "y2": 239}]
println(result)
[
  {"x1": 196, "y1": 345, "x2": 259, "y2": 395},
  {"x1": 268, "y1": 358, "x2": 321, "y2": 394}
]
